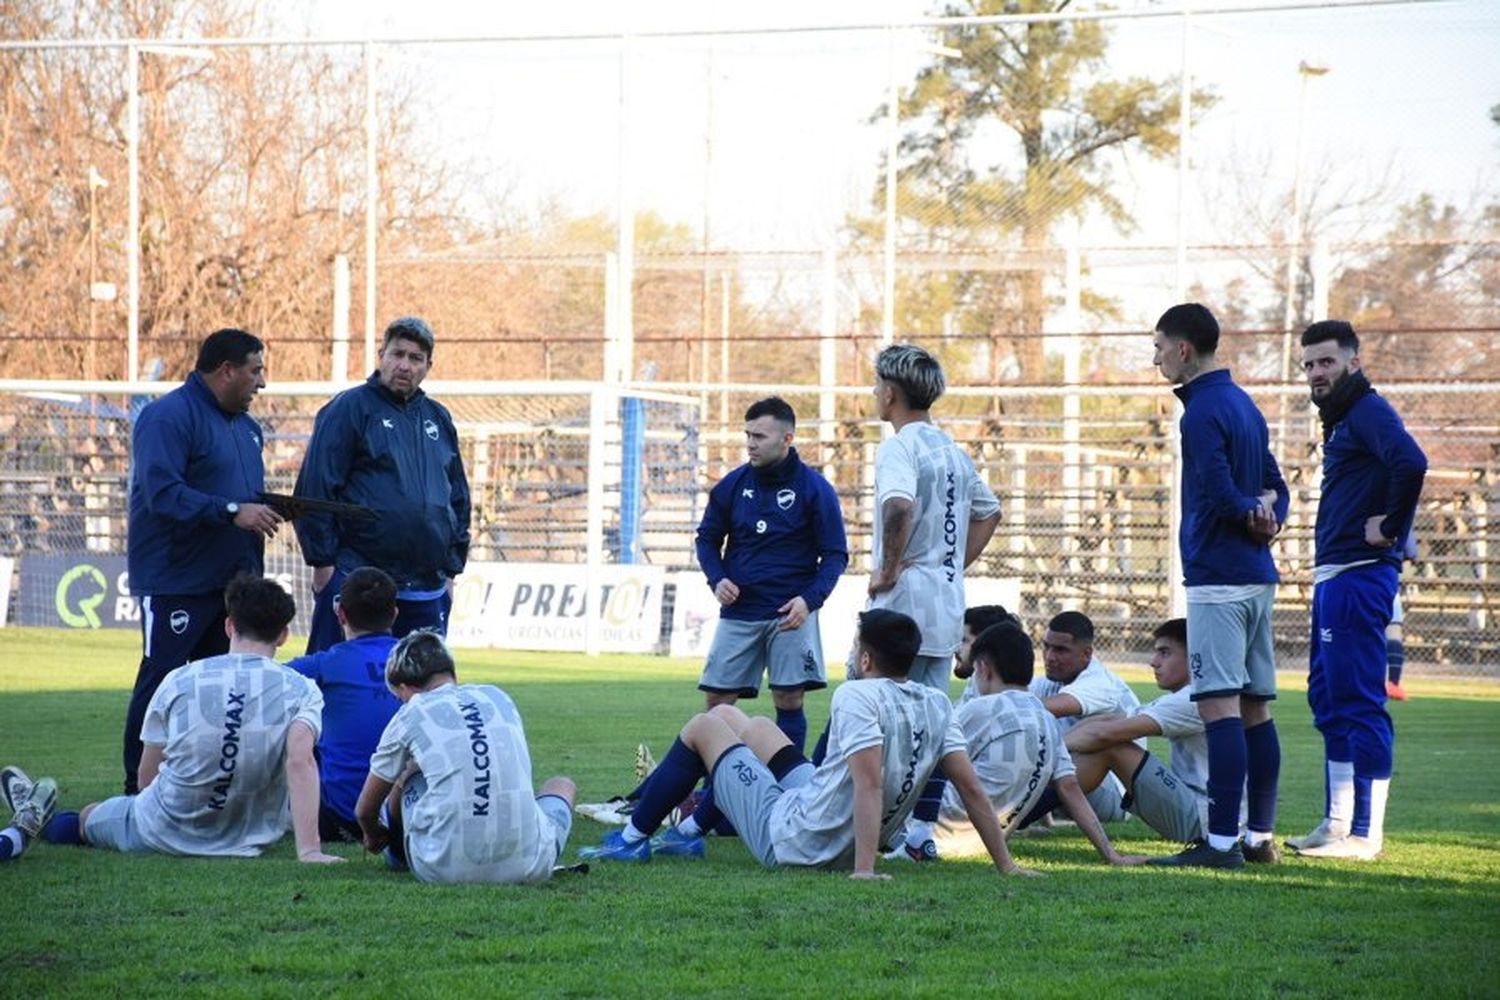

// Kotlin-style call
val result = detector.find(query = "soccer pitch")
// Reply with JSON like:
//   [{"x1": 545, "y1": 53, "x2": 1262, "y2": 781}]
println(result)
[{"x1": 2, "y1": 628, "x2": 1498, "y2": 997}]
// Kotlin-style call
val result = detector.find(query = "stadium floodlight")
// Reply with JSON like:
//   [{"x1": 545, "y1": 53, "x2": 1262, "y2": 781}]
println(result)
[{"x1": 126, "y1": 43, "x2": 215, "y2": 382}]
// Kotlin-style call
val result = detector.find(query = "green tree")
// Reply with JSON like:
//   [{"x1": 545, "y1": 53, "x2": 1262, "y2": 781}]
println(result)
[{"x1": 867, "y1": 0, "x2": 1210, "y2": 385}]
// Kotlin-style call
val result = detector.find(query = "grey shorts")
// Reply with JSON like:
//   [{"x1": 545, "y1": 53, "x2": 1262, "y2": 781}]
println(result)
[
  {"x1": 1187, "y1": 587, "x2": 1277, "y2": 701},
  {"x1": 700, "y1": 615, "x2": 826, "y2": 697},
  {"x1": 906, "y1": 654, "x2": 954, "y2": 693},
  {"x1": 709, "y1": 744, "x2": 814, "y2": 868},
  {"x1": 83, "y1": 794, "x2": 153, "y2": 854},
  {"x1": 1125, "y1": 752, "x2": 1206, "y2": 844},
  {"x1": 1083, "y1": 772, "x2": 1130, "y2": 823}
]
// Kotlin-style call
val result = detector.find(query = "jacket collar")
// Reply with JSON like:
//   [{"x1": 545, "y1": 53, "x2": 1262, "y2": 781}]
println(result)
[
  {"x1": 366, "y1": 371, "x2": 425, "y2": 408},
  {"x1": 185, "y1": 370, "x2": 235, "y2": 418},
  {"x1": 1172, "y1": 367, "x2": 1232, "y2": 405},
  {"x1": 1312, "y1": 369, "x2": 1375, "y2": 442},
  {"x1": 750, "y1": 447, "x2": 803, "y2": 485}
]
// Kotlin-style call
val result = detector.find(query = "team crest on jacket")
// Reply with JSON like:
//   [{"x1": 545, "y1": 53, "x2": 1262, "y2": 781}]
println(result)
[
  {"x1": 776, "y1": 488, "x2": 796, "y2": 510},
  {"x1": 169, "y1": 609, "x2": 190, "y2": 635},
  {"x1": 424, "y1": 419, "x2": 439, "y2": 441}
]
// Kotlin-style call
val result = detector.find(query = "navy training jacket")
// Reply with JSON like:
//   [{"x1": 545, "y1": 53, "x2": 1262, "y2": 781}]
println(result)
[
  {"x1": 1174, "y1": 369, "x2": 1289, "y2": 587},
  {"x1": 293, "y1": 374, "x2": 471, "y2": 591},
  {"x1": 127, "y1": 372, "x2": 266, "y2": 595},
  {"x1": 695, "y1": 448, "x2": 849, "y2": 622},
  {"x1": 1315, "y1": 391, "x2": 1426, "y2": 569}
]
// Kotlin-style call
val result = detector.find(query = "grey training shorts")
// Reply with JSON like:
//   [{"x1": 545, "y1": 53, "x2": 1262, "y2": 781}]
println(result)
[
  {"x1": 1125, "y1": 751, "x2": 1206, "y2": 844},
  {"x1": 1186, "y1": 586, "x2": 1277, "y2": 701},
  {"x1": 709, "y1": 744, "x2": 815, "y2": 868},
  {"x1": 700, "y1": 615, "x2": 826, "y2": 698}
]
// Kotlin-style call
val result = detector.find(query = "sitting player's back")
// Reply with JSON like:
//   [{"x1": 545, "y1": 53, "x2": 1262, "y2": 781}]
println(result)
[
  {"x1": 373, "y1": 681, "x2": 554, "y2": 884},
  {"x1": 943, "y1": 687, "x2": 1068, "y2": 838},
  {"x1": 770, "y1": 675, "x2": 961, "y2": 869},
  {"x1": 137, "y1": 653, "x2": 322, "y2": 857}
]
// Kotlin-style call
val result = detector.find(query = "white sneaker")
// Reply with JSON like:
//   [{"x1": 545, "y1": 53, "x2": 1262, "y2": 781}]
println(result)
[
  {"x1": 1, "y1": 765, "x2": 34, "y2": 814},
  {"x1": 634, "y1": 743, "x2": 657, "y2": 783},
  {"x1": 1284, "y1": 817, "x2": 1349, "y2": 851},
  {"x1": 575, "y1": 797, "x2": 635, "y2": 826},
  {"x1": 13, "y1": 777, "x2": 57, "y2": 839},
  {"x1": 1293, "y1": 834, "x2": 1383, "y2": 860}
]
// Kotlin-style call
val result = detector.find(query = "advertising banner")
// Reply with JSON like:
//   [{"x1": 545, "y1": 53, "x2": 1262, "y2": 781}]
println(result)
[{"x1": 448, "y1": 562, "x2": 664, "y2": 653}]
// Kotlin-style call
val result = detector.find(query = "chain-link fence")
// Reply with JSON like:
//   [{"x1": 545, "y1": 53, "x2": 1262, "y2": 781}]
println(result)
[{"x1": 1, "y1": 375, "x2": 1493, "y2": 673}]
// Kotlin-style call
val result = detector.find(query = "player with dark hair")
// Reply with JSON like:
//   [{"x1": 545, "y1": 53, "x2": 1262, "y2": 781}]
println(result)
[
  {"x1": 1151, "y1": 302, "x2": 1290, "y2": 869},
  {"x1": 931, "y1": 623, "x2": 1144, "y2": 867},
  {"x1": 1064, "y1": 619, "x2": 1215, "y2": 848},
  {"x1": 863, "y1": 343, "x2": 1002, "y2": 862},
  {"x1": 121, "y1": 327, "x2": 284, "y2": 794},
  {"x1": 693, "y1": 395, "x2": 848, "y2": 747},
  {"x1": 582, "y1": 610, "x2": 1034, "y2": 878},
  {"x1": 43, "y1": 577, "x2": 340, "y2": 863},
  {"x1": 953, "y1": 604, "x2": 1020, "y2": 692},
  {"x1": 1289, "y1": 320, "x2": 1426, "y2": 860},
  {"x1": 353, "y1": 632, "x2": 576, "y2": 884},
  {"x1": 294, "y1": 316, "x2": 471, "y2": 654},
  {"x1": 285, "y1": 567, "x2": 402, "y2": 842}
]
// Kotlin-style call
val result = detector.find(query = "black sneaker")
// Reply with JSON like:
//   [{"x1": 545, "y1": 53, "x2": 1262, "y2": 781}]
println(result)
[
  {"x1": 1242, "y1": 839, "x2": 1281, "y2": 865},
  {"x1": 1147, "y1": 839, "x2": 1245, "y2": 870}
]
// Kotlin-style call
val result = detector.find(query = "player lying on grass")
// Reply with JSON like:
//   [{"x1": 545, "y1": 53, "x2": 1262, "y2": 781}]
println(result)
[
  {"x1": 0, "y1": 766, "x2": 58, "y2": 864},
  {"x1": 925, "y1": 622, "x2": 1144, "y2": 867},
  {"x1": 580, "y1": 609, "x2": 1036, "y2": 878},
  {"x1": 41, "y1": 576, "x2": 341, "y2": 863},
  {"x1": 353, "y1": 631, "x2": 577, "y2": 884},
  {"x1": 284, "y1": 567, "x2": 402, "y2": 844}
]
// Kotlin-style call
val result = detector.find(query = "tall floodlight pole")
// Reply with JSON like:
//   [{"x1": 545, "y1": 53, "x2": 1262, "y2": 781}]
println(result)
[
  {"x1": 127, "y1": 44, "x2": 213, "y2": 382},
  {"x1": 364, "y1": 40, "x2": 378, "y2": 372},
  {"x1": 883, "y1": 28, "x2": 898, "y2": 349},
  {"x1": 1280, "y1": 61, "x2": 1330, "y2": 382}
]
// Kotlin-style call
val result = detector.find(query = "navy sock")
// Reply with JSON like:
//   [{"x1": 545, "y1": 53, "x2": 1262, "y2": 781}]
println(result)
[
  {"x1": 775, "y1": 706, "x2": 808, "y2": 756},
  {"x1": 0, "y1": 828, "x2": 20, "y2": 861},
  {"x1": 1244, "y1": 718, "x2": 1281, "y2": 835},
  {"x1": 1204, "y1": 717, "x2": 1248, "y2": 841},
  {"x1": 913, "y1": 770, "x2": 946, "y2": 824},
  {"x1": 1387, "y1": 638, "x2": 1405, "y2": 685},
  {"x1": 42, "y1": 810, "x2": 83, "y2": 845},
  {"x1": 810, "y1": 722, "x2": 831, "y2": 766},
  {"x1": 630, "y1": 738, "x2": 708, "y2": 837},
  {"x1": 1016, "y1": 786, "x2": 1061, "y2": 829}
]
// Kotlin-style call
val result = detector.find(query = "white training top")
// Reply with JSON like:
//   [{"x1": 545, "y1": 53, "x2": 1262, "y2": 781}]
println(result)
[
  {"x1": 1029, "y1": 658, "x2": 1143, "y2": 741},
  {"x1": 939, "y1": 688, "x2": 1075, "y2": 833},
  {"x1": 135, "y1": 653, "x2": 323, "y2": 858},
  {"x1": 1137, "y1": 685, "x2": 1209, "y2": 799},
  {"x1": 369, "y1": 682, "x2": 556, "y2": 884},
  {"x1": 866, "y1": 422, "x2": 1001, "y2": 657},
  {"x1": 769, "y1": 678, "x2": 966, "y2": 869}
]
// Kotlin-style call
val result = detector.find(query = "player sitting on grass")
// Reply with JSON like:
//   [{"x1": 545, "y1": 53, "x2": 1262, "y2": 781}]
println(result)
[
  {"x1": 928, "y1": 622, "x2": 1143, "y2": 867},
  {"x1": 353, "y1": 631, "x2": 577, "y2": 884},
  {"x1": 581, "y1": 609, "x2": 1036, "y2": 878},
  {"x1": 284, "y1": 567, "x2": 402, "y2": 843},
  {"x1": 954, "y1": 604, "x2": 1021, "y2": 704},
  {"x1": 42, "y1": 576, "x2": 341, "y2": 863},
  {"x1": 1059, "y1": 619, "x2": 1238, "y2": 856},
  {"x1": 0, "y1": 766, "x2": 58, "y2": 864}
]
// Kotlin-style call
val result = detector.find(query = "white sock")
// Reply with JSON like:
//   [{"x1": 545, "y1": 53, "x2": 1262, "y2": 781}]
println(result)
[
  {"x1": 676, "y1": 815, "x2": 702, "y2": 838},
  {"x1": 621, "y1": 821, "x2": 647, "y2": 844},
  {"x1": 1328, "y1": 760, "x2": 1354, "y2": 828},
  {"x1": 1244, "y1": 830, "x2": 1272, "y2": 847},
  {"x1": 1207, "y1": 833, "x2": 1239, "y2": 852},
  {"x1": 905, "y1": 821, "x2": 933, "y2": 847},
  {"x1": 1366, "y1": 778, "x2": 1390, "y2": 844}
]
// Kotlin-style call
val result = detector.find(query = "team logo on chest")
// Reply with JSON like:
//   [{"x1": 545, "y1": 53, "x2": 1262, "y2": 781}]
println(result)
[
  {"x1": 424, "y1": 419, "x2": 439, "y2": 441},
  {"x1": 776, "y1": 488, "x2": 796, "y2": 511}
]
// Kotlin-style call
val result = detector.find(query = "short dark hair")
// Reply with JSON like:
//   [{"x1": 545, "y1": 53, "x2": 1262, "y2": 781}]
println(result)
[
  {"x1": 382, "y1": 316, "x2": 435, "y2": 357},
  {"x1": 224, "y1": 574, "x2": 296, "y2": 643},
  {"x1": 339, "y1": 567, "x2": 398, "y2": 634},
  {"x1": 875, "y1": 344, "x2": 946, "y2": 411},
  {"x1": 964, "y1": 604, "x2": 1018, "y2": 635},
  {"x1": 970, "y1": 622, "x2": 1034, "y2": 686},
  {"x1": 1047, "y1": 610, "x2": 1095, "y2": 644},
  {"x1": 744, "y1": 396, "x2": 796, "y2": 427},
  {"x1": 1301, "y1": 319, "x2": 1359, "y2": 353},
  {"x1": 1155, "y1": 303, "x2": 1220, "y2": 356},
  {"x1": 195, "y1": 329, "x2": 264, "y2": 373},
  {"x1": 1152, "y1": 617, "x2": 1187, "y2": 647},
  {"x1": 856, "y1": 609, "x2": 922, "y2": 678}
]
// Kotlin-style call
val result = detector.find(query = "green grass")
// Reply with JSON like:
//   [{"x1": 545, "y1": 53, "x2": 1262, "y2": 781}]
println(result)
[{"x1": 2, "y1": 627, "x2": 1498, "y2": 998}]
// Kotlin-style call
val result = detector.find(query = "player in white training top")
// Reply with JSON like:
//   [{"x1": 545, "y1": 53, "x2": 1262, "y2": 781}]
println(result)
[
  {"x1": 40, "y1": 576, "x2": 340, "y2": 862},
  {"x1": 354, "y1": 631, "x2": 576, "y2": 884},
  {"x1": 933, "y1": 622, "x2": 1143, "y2": 866},
  {"x1": 582, "y1": 610, "x2": 1036, "y2": 878},
  {"x1": 1065, "y1": 618, "x2": 1211, "y2": 846}
]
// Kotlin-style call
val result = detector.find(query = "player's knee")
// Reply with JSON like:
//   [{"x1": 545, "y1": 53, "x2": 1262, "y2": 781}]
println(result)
[
  {"x1": 707, "y1": 702, "x2": 749, "y2": 729},
  {"x1": 539, "y1": 776, "x2": 575, "y2": 805}
]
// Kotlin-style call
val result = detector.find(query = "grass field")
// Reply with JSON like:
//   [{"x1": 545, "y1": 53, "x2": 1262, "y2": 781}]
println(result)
[{"x1": 2, "y1": 627, "x2": 1498, "y2": 998}]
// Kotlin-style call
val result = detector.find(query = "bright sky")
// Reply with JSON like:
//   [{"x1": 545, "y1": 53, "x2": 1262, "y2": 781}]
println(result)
[{"x1": 276, "y1": 0, "x2": 1497, "y2": 324}]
